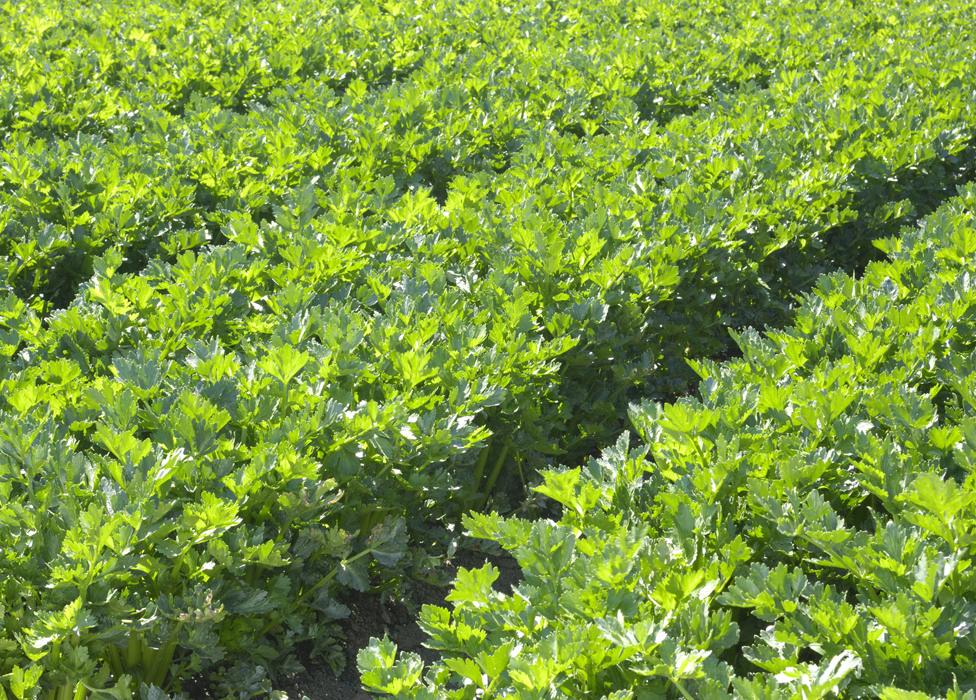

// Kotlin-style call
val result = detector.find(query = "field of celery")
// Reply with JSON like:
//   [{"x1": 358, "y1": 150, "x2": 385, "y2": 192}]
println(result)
[{"x1": 1, "y1": 0, "x2": 975, "y2": 698}]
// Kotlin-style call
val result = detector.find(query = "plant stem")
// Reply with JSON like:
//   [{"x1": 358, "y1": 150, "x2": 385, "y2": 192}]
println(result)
[
  {"x1": 471, "y1": 445, "x2": 491, "y2": 493},
  {"x1": 148, "y1": 638, "x2": 179, "y2": 687},
  {"x1": 105, "y1": 644, "x2": 124, "y2": 675},
  {"x1": 125, "y1": 633, "x2": 141, "y2": 671},
  {"x1": 482, "y1": 440, "x2": 511, "y2": 498},
  {"x1": 673, "y1": 679, "x2": 695, "y2": 700}
]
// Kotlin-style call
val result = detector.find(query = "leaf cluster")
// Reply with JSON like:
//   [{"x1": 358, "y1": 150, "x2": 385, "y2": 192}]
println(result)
[
  {"x1": 2, "y1": 0, "x2": 976, "y2": 697},
  {"x1": 360, "y1": 187, "x2": 976, "y2": 697}
]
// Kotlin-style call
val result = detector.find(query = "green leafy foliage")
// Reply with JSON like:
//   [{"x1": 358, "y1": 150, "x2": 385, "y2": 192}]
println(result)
[
  {"x1": 2, "y1": 0, "x2": 976, "y2": 697},
  {"x1": 0, "y1": 0, "x2": 885, "y2": 312},
  {"x1": 361, "y1": 188, "x2": 976, "y2": 696}
]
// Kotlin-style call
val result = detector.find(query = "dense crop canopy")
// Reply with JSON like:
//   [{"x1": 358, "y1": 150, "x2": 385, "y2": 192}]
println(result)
[
  {"x1": 1, "y1": 0, "x2": 975, "y2": 697},
  {"x1": 361, "y1": 186, "x2": 976, "y2": 699}
]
